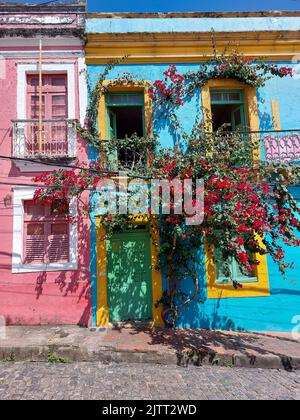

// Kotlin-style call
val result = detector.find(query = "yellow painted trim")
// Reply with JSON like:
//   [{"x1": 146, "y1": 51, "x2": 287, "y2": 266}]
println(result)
[
  {"x1": 149, "y1": 220, "x2": 164, "y2": 328},
  {"x1": 96, "y1": 219, "x2": 109, "y2": 326},
  {"x1": 96, "y1": 81, "x2": 161, "y2": 326},
  {"x1": 271, "y1": 99, "x2": 281, "y2": 131},
  {"x1": 201, "y1": 79, "x2": 261, "y2": 159},
  {"x1": 86, "y1": 31, "x2": 300, "y2": 64},
  {"x1": 205, "y1": 239, "x2": 270, "y2": 299},
  {"x1": 201, "y1": 79, "x2": 269, "y2": 298},
  {"x1": 96, "y1": 215, "x2": 163, "y2": 327}
]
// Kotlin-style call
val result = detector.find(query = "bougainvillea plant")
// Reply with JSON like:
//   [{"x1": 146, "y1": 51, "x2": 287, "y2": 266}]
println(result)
[
  {"x1": 149, "y1": 65, "x2": 185, "y2": 107},
  {"x1": 33, "y1": 50, "x2": 299, "y2": 327},
  {"x1": 184, "y1": 53, "x2": 293, "y2": 94}
]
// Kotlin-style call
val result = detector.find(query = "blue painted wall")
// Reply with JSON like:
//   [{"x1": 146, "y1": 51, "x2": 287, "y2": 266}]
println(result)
[
  {"x1": 87, "y1": 60, "x2": 300, "y2": 332},
  {"x1": 87, "y1": 17, "x2": 300, "y2": 34}
]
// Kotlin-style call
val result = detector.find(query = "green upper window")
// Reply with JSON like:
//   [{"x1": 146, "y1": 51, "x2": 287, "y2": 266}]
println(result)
[
  {"x1": 106, "y1": 92, "x2": 145, "y2": 139},
  {"x1": 210, "y1": 89, "x2": 246, "y2": 132},
  {"x1": 105, "y1": 92, "x2": 146, "y2": 169}
]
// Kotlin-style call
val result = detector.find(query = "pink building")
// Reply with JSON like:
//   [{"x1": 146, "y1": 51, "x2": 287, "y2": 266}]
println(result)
[{"x1": 0, "y1": 1, "x2": 90, "y2": 326}]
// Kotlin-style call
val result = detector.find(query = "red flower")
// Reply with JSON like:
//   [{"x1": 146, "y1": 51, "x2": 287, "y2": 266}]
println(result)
[
  {"x1": 236, "y1": 237, "x2": 245, "y2": 246},
  {"x1": 237, "y1": 252, "x2": 249, "y2": 264},
  {"x1": 274, "y1": 249, "x2": 285, "y2": 260},
  {"x1": 237, "y1": 224, "x2": 248, "y2": 233},
  {"x1": 163, "y1": 161, "x2": 177, "y2": 172}
]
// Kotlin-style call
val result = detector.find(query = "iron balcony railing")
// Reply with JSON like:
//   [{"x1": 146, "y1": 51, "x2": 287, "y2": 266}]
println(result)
[
  {"x1": 260, "y1": 130, "x2": 300, "y2": 163},
  {"x1": 99, "y1": 138, "x2": 154, "y2": 173},
  {"x1": 12, "y1": 118, "x2": 77, "y2": 159},
  {"x1": 206, "y1": 130, "x2": 300, "y2": 164}
]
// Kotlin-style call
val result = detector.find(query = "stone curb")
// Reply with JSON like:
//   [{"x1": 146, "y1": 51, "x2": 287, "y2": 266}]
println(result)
[{"x1": 0, "y1": 344, "x2": 299, "y2": 371}]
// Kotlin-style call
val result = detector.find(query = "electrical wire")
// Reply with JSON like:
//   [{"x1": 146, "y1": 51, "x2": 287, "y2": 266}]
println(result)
[{"x1": 0, "y1": 155, "x2": 150, "y2": 179}]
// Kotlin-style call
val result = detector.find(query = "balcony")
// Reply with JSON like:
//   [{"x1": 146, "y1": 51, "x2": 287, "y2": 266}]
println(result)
[
  {"x1": 211, "y1": 130, "x2": 300, "y2": 164},
  {"x1": 261, "y1": 130, "x2": 300, "y2": 164},
  {"x1": 12, "y1": 119, "x2": 77, "y2": 161},
  {"x1": 100, "y1": 137, "x2": 154, "y2": 174}
]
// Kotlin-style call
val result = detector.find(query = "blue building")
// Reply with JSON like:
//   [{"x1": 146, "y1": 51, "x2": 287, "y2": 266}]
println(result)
[{"x1": 85, "y1": 11, "x2": 300, "y2": 333}]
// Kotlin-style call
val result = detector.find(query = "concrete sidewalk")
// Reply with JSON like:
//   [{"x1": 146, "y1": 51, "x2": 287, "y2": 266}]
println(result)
[{"x1": 0, "y1": 324, "x2": 300, "y2": 370}]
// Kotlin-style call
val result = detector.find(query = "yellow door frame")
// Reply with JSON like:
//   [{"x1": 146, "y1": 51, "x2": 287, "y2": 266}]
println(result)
[
  {"x1": 96, "y1": 215, "x2": 163, "y2": 327},
  {"x1": 96, "y1": 80, "x2": 163, "y2": 327}
]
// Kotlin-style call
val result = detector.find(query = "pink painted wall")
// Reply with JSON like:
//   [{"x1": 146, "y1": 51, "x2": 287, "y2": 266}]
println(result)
[{"x1": 0, "y1": 45, "x2": 91, "y2": 326}]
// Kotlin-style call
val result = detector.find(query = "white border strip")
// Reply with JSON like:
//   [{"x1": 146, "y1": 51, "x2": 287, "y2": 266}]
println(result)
[{"x1": 78, "y1": 55, "x2": 87, "y2": 125}]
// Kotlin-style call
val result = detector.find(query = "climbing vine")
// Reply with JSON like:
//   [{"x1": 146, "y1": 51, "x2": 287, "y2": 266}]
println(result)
[{"x1": 33, "y1": 49, "x2": 299, "y2": 327}]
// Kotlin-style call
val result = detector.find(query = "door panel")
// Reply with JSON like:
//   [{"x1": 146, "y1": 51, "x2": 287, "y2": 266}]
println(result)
[{"x1": 107, "y1": 231, "x2": 152, "y2": 322}]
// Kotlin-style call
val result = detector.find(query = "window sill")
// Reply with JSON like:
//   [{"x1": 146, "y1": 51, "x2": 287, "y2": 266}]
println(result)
[{"x1": 12, "y1": 262, "x2": 78, "y2": 274}]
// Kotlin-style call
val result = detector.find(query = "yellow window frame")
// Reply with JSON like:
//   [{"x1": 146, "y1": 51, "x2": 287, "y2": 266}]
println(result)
[
  {"x1": 202, "y1": 79, "x2": 270, "y2": 298},
  {"x1": 205, "y1": 240, "x2": 270, "y2": 299},
  {"x1": 97, "y1": 80, "x2": 153, "y2": 140}
]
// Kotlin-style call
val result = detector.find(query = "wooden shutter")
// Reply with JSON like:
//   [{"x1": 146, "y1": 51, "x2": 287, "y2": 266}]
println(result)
[
  {"x1": 24, "y1": 222, "x2": 46, "y2": 263},
  {"x1": 23, "y1": 201, "x2": 70, "y2": 264},
  {"x1": 27, "y1": 74, "x2": 67, "y2": 119},
  {"x1": 24, "y1": 202, "x2": 46, "y2": 263}
]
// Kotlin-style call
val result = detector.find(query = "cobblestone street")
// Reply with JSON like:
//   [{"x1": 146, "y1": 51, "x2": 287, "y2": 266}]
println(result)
[{"x1": 0, "y1": 362, "x2": 299, "y2": 400}]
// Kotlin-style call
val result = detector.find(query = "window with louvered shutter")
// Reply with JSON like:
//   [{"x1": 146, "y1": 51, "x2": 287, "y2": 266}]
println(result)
[{"x1": 24, "y1": 201, "x2": 69, "y2": 264}]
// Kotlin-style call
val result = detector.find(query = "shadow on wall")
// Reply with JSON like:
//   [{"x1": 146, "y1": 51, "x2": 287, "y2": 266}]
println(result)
[
  {"x1": 170, "y1": 248, "x2": 246, "y2": 331},
  {"x1": 176, "y1": 295, "x2": 245, "y2": 331},
  {"x1": 154, "y1": 88, "x2": 201, "y2": 149},
  {"x1": 257, "y1": 90, "x2": 273, "y2": 131}
]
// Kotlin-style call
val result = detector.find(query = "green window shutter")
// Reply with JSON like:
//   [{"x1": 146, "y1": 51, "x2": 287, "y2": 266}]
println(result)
[
  {"x1": 106, "y1": 109, "x2": 118, "y2": 169},
  {"x1": 105, "y1": 92, "x2": 146, "y2": 170},
  {"x1": 210, "y1": 89, "x2": 247, "y2": 132},
  {"x1": 215, "y1": 248, "x2": 258, "y2": 285},
  {"x1": 108, "y1": 109, "x2": 117, "y2": 139},
  {"x1": 231, "y1": 105, "x2": 246, "y2": 130}
]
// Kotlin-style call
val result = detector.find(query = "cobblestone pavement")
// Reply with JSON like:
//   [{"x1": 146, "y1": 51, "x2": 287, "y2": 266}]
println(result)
[{"x1": 0, "y1": 362, "x2": 300, "y2": 400}]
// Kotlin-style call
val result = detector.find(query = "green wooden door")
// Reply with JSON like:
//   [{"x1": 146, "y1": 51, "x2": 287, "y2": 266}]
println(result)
[{"x1": 107, "y1": 230, "x2": 153, "y2": 322}]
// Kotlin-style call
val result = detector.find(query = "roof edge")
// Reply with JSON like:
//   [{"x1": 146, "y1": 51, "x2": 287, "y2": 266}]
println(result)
[
  {"x1": 87, "y1": 10, "x2": 300, "y2": 19},
  {"x1": 0, "y1": 1, "x2": 86, "y2": 13}
]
